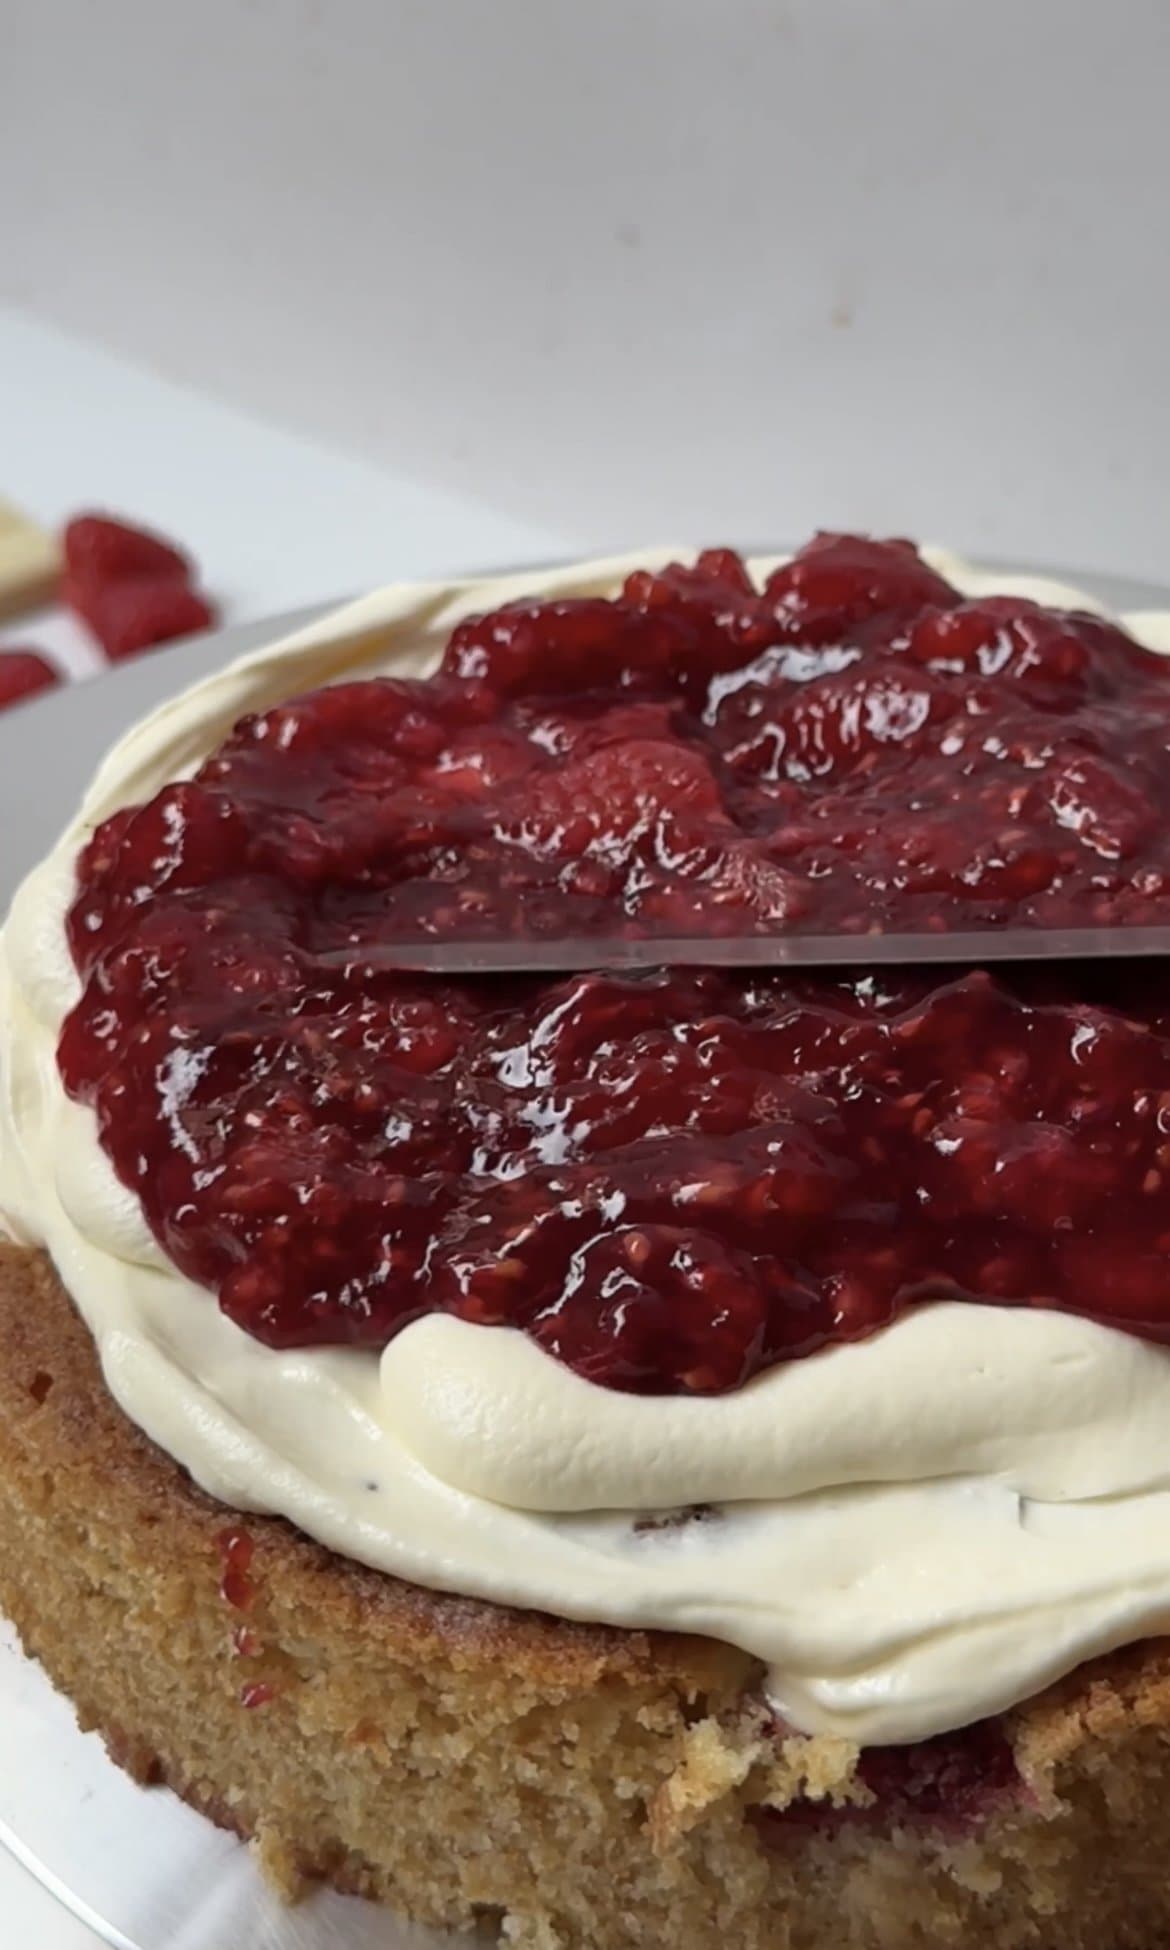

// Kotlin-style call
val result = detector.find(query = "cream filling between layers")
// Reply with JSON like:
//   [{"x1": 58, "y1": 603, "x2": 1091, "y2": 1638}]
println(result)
[{"x1": 5, "y1": 549, "x2": 1170, "y2": 1747}]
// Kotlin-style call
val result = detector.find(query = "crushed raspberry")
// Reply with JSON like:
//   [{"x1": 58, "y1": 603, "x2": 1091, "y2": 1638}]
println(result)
[
  {"x1": 64, "y1": 513, "x2": 191, "y2": 583},
  {"x1": 0, "y1": 650, "x2": 60, "y2": 710},
  {"x1": 755, "y1": 1720, "x2": 1020, "y2": 1839},
  {"x1": 239, "y1": 1681, "x2": 276, "y2": 1709},
  {"x1": 57, "y1": 535, "x2": 1170, "y2": 1391},
  {"x1": 62, "y1": 510, "x2": 216, "y2": 661}
]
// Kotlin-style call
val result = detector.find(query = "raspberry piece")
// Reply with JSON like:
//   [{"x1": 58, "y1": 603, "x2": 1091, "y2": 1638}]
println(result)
[
  {"x1": 527, "y1": 1225, "x2": 817, "y2": 1392},
  {"x1": 64, "y1": 573, "x2": 216, "y2": 661},
  {"x1": 502, "y1": 738, "x2": 727, "y2": 857},
  {"x1": 0, "y1": 649, "x2": 60, "y2": 710},
  {"x1": 442, "y1": 599, "x2": 703, "y2": 700},
  {"x1": 764, "y1": 533, "x2": 957, "y2": 643},
  {"x1": 64, "y1": 512, "x2": 191, "y2": 582},
  {"x1": 624, "y1": 550, "x2": 776, "y2": 667},
  {"x1": 62, "y1": 510, "x2": 216, "y2": 661}
]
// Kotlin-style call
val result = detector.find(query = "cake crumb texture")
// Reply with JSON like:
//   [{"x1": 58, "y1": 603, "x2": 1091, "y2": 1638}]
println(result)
[{"x1": 2, "y1": 1242, "x2": 1170, "y2": 1947}]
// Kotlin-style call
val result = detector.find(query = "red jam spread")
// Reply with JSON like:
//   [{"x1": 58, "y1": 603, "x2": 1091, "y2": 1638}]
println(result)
[{"x1": 58, "y1": 536, "x2": 1170, "y2": 1393}]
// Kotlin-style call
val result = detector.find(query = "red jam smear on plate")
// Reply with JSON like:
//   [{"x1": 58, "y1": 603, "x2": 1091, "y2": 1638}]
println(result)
[{"x1": 58, "y1": 536, "x2": 1170, "y2": 1391}]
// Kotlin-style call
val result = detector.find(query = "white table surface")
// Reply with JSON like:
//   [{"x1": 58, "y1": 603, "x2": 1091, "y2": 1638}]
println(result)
[{"x1": 0, "y1": 303, "x2": 572, "y2": 1950}]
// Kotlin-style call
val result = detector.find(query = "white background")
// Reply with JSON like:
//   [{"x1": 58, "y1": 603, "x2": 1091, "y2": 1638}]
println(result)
[
  {"x1": 2, "y1": 3, "x2": 1170, "y2": 1942},
  {"x1": 4, "y1": 0, "x2": 1170, "y2": 578}
]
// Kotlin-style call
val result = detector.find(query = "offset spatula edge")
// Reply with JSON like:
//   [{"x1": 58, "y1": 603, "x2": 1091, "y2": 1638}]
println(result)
[{"x1": 317, "y1": 926, "x2": 1170, "y2": 975}]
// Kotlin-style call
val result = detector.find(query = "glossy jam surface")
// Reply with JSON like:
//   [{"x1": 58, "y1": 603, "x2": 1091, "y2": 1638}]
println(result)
[{"x1": 58, "y1": 537, "x2": 1170, "y2": 1389}]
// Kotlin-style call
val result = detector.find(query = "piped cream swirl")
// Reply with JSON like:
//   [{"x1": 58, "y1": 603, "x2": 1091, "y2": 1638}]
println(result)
[{"x1": 6, "y1": 548, "x2": 1170, "y2": 1745}]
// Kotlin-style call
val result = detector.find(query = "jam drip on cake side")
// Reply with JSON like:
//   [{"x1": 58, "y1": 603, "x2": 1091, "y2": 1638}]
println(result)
[
  {"x1": 57, "y1": 535, "x2": 1170, "y2": 1390},
  {"x1": 753, "y1": 1718, "x2": 1022, "y2": 1841}
]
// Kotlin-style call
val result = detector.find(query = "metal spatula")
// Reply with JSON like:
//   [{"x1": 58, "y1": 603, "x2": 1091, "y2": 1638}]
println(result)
[{"x1": 318, "y1": 924, "x2": 1170, "y2": 975}]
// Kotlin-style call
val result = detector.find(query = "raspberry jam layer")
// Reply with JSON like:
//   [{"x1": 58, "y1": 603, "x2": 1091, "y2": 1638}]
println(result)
[
  {"x1": 754, "y1": 1718, "x2": 1021, "y2": 1840},
  {"x1": 57, "y1": 537, "x2": 1170, "y2": 1390}
]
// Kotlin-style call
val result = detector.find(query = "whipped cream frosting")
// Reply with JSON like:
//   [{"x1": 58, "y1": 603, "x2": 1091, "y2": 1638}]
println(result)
[{"x1": 6, "y1": 546, "x2": 1170, "y2": 1748}]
